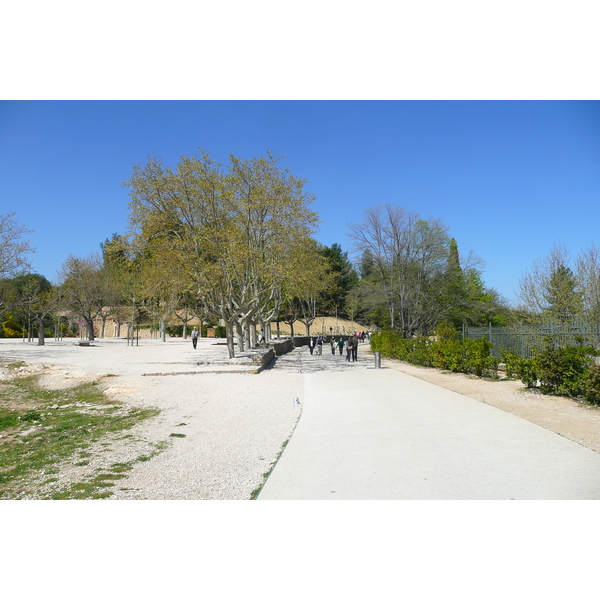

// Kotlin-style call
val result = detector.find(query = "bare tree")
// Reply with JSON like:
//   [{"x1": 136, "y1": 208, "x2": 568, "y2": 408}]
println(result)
[
  {"x1": 576, "y1": 244, "x2": 600, "y2": 326},
  {"x1": 0, "y1": 212, "x2": 34, "y2": 278},
  {"x1": 59, "y1": 254, "x2": 110, "y2": 341},
  {"x1": 348, "y1": 205, "x2": 456, "y2": 336},
  {"x1": 518, "y1": 244, "x2": 583, "y2": 320}
]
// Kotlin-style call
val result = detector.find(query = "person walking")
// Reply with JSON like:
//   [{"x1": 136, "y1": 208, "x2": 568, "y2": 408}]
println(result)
[
  {"x1": 351, "y1": 333, "x2": 358, "y2": 361},
  {"x1": 331, "y1": 337, "x2": 336, "y2": 355},
  {"x1": 346, "y1": 336, "x2": 353, "y2": 361},
  {"x1": 337, "y1": 337, "x2": 345, "y2": 356},
  {"x1": 309, "y1": 337, "x2": 315, "y2": 355},
  {"x1": 191, "y1": 326, "x2": 199, "y2": 349},
  {"x1": 316, "y1": 335, "x2": 323, "y2": 355}
]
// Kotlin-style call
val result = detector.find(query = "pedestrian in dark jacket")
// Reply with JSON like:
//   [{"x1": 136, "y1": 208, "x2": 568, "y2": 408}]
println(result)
[
  {"x1": 316, "y1": 335, "x2": 323, "y2": 355},
  {"x1": 346, "y1": 336, "x2": 353, "y2": 361}
]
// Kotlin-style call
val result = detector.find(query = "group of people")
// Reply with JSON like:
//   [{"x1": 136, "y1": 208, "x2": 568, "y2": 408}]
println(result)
[
  {"x1": 190, "y1": 325, "x2": 370, "y2": 363},
  {"x1": 308, "y1": 333, "x2": 362, "y2": 362}
]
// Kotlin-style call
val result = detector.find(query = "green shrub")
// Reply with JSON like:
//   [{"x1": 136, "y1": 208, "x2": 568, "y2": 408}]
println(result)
[
  {"x1": 463, "y1": 338, "x2": 499, "y2": 378},
  {"x1": 534, "y1": 338, "x2": 596, "y2": 396},
  {"x1": 501, "y1": 350, "x2": 521, "y2": 379},
  {"x1": 406, "y1": 337, "x2": 434, "y2": 366},
  {"x1": 165, "y1": 325, "x2": 184, "y2": 337},
  {"x1": 582, "y1": 364, "x2": 600, "y2": 405},
  {"x1": 2, "y1": 320, "x2": 22, "y2": 338},
  {"x1": 372, "y1": 325, "x2": 498, "y2": 378},
  {"x1": 516, "y1": 356, "x2": 540, "y2": 389},
  {"x1": 431, "y1": 337, "x2": 464, "y2": 372},
  {"x1": 502, "y1": 350, "x2": 539, "y2": 387}
]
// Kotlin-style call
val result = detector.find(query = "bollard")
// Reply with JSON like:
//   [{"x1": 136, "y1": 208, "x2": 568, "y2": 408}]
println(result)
[{"x1": 374, "y1": 352, "x2": 381, "y2": 369}]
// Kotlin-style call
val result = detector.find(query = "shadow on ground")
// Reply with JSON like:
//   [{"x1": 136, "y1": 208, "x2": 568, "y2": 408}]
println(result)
[{"x1": 269, "y1": 345, "x2": 372, "y2": 373}]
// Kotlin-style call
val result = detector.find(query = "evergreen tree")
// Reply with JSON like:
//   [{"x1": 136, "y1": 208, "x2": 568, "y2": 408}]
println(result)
[
  {"x1": 545, "y1": 264, "x2": 583, "y2": 322},
  {"x1": 318, "y1": 243, "x2": 358, "y2": 318}
]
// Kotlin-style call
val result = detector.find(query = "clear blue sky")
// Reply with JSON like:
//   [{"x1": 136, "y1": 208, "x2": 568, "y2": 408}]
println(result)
[{"x1": 1, "y1": 100, "x2": 599, "y2": 305}]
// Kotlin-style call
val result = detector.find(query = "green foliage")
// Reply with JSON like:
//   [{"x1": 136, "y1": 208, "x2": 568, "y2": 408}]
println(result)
[
  {"x1": 501, "y1": 351, "x2": 540, "y2": 388},
  {"x1": 500, "y1": 350, "x2": 525, "y2": 380},
  {"x1": 544, "y1": 264, "x2": 583, "y2": 322},
  {"x1": 2, "y1": 320, "x2": 22, "y2": 337},
  {"x1": 503, "y1": 337, "x2": 599, "y2": 400},
  {"x1": 371, "y1": 325, "x2": 499, "y2": 378},
  {"x1": 534, "y1": 338, "x2": 596, "y2": 396},
  {"x1": 462, "y1": 338, "x2": 499, "y2": 378},
  {"x1": 318, "y1": 243, "x2": 359, "y2": 317},
  {"x1": 582, "y1": 365, "x2": 600, "y2": 406},
  {"x1": 0, "y1": 370, "x2": 160, "y2": 499},
  {"x1": 165, "y1": 324, "x2": 184, "y2": 337},
  {"x1": 374, "y1": 327, "x2": 600, "y2": 402},
  {"x1": 429, "y1": 322, "x2": 461, "y2": 371}
]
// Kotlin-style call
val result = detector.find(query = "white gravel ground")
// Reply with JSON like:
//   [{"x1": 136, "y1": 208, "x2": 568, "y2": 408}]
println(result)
[{"x1": 0, "y1": 337, "x2": 303, "y2": 500}]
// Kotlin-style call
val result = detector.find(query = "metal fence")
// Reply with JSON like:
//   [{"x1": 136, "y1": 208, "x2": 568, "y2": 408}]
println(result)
[{"x1": 464, "y1": 320, "x2": 600, "y2": 358}]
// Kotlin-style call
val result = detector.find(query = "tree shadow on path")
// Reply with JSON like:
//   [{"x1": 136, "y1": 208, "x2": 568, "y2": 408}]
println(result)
[{"x1": 270, "y1": 345, "x2": 372, "y2": 373}]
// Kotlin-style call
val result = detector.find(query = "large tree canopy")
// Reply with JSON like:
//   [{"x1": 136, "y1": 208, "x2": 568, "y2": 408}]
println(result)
[{"x1": 125, "y1": 150, "x2": 323, "y2": 357}]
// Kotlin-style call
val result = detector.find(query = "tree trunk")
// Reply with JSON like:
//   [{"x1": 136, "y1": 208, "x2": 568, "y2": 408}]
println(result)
[
  {"x1": 86, "y1": 317, "x2": 95, "y2": 341},
  {"x1": 248, "y1": 321, "x2": 257, "y2": 348},
  {"x1": 225, "y1": 319, "x2": 235, "y2": 358},
  {"x1": 37, "y1": 316, "x2": 45, "y2": 346},
  {"x1": 235, "y1": 319, "x2": 244, "y2": 352}
]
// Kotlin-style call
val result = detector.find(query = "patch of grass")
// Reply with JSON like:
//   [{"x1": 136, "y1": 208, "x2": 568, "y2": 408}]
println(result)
[
  {"x1": 0, "y1": 370, "x2": 161, "y2": 499},
  {"x1": 5, "y1": 362, "x2": 26, "y2": 370},
  {"x1": 169, "y1": 433, "x2": 186, "y2": 438},
  {"x1": 250, "y1": 439, "x2": 290, "y2": 500},
  {"x1": 47, "y1": 439, "x2": 169, "y2": 500}
]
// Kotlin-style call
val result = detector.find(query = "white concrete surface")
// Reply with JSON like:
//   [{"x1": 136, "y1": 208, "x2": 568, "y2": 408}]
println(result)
[{"x1": 259, "y1": 349, "x2": 600, "y2": 500}]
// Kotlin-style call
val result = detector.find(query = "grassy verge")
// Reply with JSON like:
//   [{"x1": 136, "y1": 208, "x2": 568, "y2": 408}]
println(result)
[
  {"x1": 250, "y1": 439, "x2": 289, "y2": 500},
  {"x1": 0, "y1": 366, "x2": 161, "y2": 499}
]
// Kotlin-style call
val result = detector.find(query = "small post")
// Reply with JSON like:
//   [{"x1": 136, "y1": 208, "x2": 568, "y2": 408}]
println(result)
[{"x1": 374, "y1": 352, "x2": 381, "y2": 369}]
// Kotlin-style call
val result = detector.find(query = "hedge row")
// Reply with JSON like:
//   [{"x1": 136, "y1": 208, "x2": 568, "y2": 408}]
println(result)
[
  {"x1": 371, "y1": 324, "x2": 600, "y2": 405},
  {"x1": 370, "y1": 323, "x2": 499, "y2": 378},
  {"x1": 501, "y1": 341, "x2": 600, "y2": 405}
]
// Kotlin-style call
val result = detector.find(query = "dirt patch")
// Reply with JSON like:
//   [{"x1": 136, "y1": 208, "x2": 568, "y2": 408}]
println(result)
[{"x1": 382, "y1": 357, "x2": 600, "y2": 453}]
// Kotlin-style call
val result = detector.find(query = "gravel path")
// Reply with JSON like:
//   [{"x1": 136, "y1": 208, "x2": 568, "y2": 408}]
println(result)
[{"x1": 0, "y1": 338, "x2": 302, "y2": 500}]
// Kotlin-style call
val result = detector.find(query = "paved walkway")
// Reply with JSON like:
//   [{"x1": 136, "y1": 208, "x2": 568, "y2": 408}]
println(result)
[{"x1": 259, "y1": 346, "x2": 600, "y2": 500}]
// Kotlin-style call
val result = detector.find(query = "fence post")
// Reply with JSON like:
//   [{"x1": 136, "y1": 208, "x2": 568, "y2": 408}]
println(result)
[{"x1": 520, "y1": 321, "x2": 524, "y2": 357}]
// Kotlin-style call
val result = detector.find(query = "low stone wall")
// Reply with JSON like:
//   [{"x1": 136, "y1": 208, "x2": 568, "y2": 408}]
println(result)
[
  {"x1": 252, "y1": 348, "x2": 275, "y2": 371},
  {"x1": 246, "y1": 339, "x2": 295, "y2": 372},
  {"x1": 270, "y1": 339, "x2": 294, "y2": 356}
]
